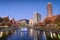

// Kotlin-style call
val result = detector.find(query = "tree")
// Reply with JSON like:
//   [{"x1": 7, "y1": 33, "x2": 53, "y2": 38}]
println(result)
[
  {"x1": 1, "y1": 22, "x2": 6, "y2": 26},
  {"x1": 0, "y1": 17, "x2": 3, "y2": 23},
  {"x1": 7, "y1": 21, "x2": 13, "y2": 26},
  {"x1": 44, "y1": 18, "x2": 52, "y2": 25},
  {"x1": 3, "y1": 17, "x2": 9, "y2": 23},
  {"x1": 21, "y1": 23, "x2": 26, "y2": 27},
  {"x1": 54, "y1": 15, "x2": 60, "y2": 26}
]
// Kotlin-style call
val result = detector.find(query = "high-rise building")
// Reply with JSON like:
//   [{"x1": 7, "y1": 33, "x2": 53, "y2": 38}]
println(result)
[
  {"x1": 47, "y1": 2, "x2": 53, "y2": 17},
  {"x1": 33, "y1": 12, "x2": 41, "y2": 24}
]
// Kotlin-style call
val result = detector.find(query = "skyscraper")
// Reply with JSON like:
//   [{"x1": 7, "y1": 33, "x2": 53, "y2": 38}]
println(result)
[
  {"x1": 33, "y1": 12, "x2": 41, "y2": 24},
  {"x1": 47, "y1": 2, "x2": 53, "y2": 17}
]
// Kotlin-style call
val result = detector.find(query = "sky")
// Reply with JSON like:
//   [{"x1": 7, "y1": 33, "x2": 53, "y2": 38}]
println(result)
[{"x1": 0, "y1": 0, "x2": 60, "y2": 20}]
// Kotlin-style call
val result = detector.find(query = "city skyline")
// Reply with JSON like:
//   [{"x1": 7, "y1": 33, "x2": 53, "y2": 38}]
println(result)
[{"x1": 0, "y1": 0, "x2": 60, "y2": 20}]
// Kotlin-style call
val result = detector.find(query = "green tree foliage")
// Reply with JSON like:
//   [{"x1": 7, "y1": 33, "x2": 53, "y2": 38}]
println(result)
[{"x1": 21, "y1": 23, "x2": 26, "y2": 27}]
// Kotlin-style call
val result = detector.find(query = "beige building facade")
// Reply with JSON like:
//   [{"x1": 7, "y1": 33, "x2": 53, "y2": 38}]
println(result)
[
  {"x1": 29, "y1": 18, "x2": 34, "y2": 26},
  {"x1": 33, "y1": 12, "x2": 41, "y2": 24}
]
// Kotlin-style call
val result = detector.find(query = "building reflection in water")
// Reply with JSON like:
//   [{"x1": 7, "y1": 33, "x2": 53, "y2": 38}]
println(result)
[
  {"x1": 29, "y1": 29, "x2": 34, "y2": 37},
  {"x1": 43, "y1": 31, "x2": 47, "y2": 40},
  {"x1": 0, "y1": 28, "x2": 60, "y2": 40},
  {"x1": 41, "y1": 31, "x2": 47, "y2": 40}
]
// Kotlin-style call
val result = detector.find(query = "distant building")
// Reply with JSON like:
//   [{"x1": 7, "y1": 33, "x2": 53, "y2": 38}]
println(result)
[
  {"x1": 33, "y1": 12, "x2": 41, "y2": 24},
  {"x1": 29, "y1": 18, "x2": 33, "y2": 26},
  {"x1": 19, "y1": 19, "x2": 29, "y2": 25},
  {"x1": 47, "y1": 2, "x2": 53, "y2": 17}
]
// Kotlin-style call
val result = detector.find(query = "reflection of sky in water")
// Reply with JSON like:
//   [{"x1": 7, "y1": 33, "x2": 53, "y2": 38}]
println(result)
[
  {"x1": 7, "y1": 30, "x2": 34, "y2": 40},
  {"x1": 1, "y1": 28, "x2": 60, "y2": 40},
  {"x1": 20, "y1": 31, "x2": 27, "y2": 37},
  {"x1": 7, "y1": 28, "x2": 47, "y2": 40},
  {"x1": 42, "y1": 31, "x2": 47, "y2": 40}
]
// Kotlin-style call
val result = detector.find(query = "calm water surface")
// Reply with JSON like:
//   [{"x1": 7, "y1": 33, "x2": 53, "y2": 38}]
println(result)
[
  {"x1": 1, "y1": 28, "x2": 59, "y2": 40},
  {"x1": 6, "y1": 28, "x2": 46, "y2": 40}
]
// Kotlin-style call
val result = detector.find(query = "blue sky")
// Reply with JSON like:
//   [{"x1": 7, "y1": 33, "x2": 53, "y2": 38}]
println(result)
[{"x1": 0, "y1": 0, "x2": 60, "y2": 20}]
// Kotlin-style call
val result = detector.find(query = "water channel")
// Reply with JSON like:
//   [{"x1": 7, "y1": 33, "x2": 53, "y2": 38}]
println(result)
[{"x1": 0, "y1": 27, "x2": 60, "y2": 40}]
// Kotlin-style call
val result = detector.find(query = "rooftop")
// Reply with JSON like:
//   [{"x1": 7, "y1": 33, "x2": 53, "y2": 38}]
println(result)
[{"x1": 48, "y1": 2, "x2": 51, "y2": 4}]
